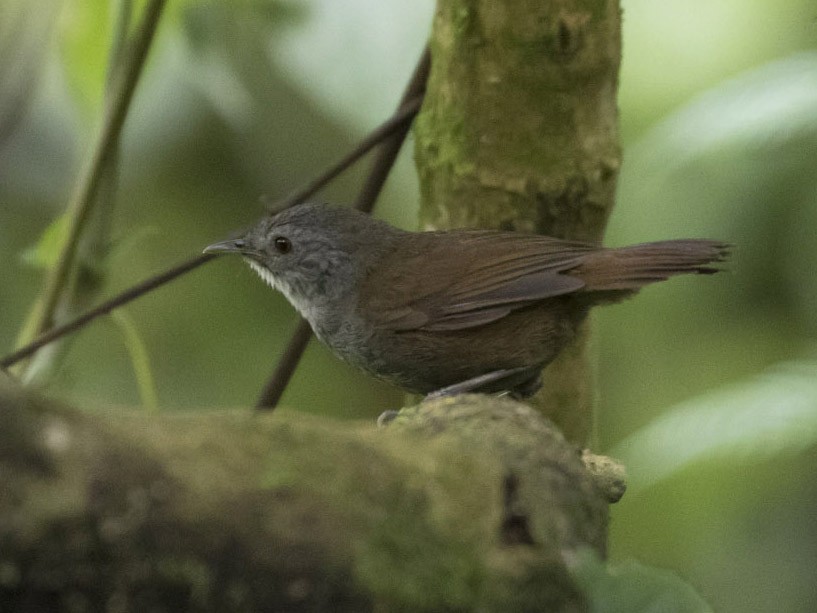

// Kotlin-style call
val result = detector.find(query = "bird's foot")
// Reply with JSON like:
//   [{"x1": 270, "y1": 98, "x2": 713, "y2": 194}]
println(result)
[
  {"x1": 376, "y1": 410, "x2": 400, "y2": 427},
  {"x1": 424, "y1": 366, "x2": 540, "y2": 401}
]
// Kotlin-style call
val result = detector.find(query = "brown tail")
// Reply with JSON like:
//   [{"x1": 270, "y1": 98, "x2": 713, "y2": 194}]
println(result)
[{"x1": 572, "y1": 239, "x2": 730, "y2": 292}]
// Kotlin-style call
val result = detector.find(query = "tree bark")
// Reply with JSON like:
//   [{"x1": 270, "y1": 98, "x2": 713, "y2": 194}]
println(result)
[
  {"x1": 414, "y1": 0, "x2": 622, "y2": 445},
  {"x1": 0, "y1": 383, "x2": 621, "y2": 612}
]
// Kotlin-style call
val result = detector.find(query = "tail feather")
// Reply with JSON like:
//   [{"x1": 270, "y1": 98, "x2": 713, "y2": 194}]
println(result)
[{"x1": 573, "y1": 239, "x2": 730, "y2": 292}]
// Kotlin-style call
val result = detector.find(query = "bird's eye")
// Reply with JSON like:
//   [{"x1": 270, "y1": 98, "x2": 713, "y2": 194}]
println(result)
[{"x1": 273, "y1": 236, "x2": 292, "y2": 254}]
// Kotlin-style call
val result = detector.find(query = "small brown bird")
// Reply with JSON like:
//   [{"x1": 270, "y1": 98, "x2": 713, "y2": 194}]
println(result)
[{"x1": 205, "y1": 203, "x2": 728, "y2": 397}]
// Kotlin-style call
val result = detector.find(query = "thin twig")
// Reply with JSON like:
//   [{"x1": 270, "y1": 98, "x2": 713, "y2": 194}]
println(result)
[
  {"x1": 24, "y1": 0, "x2": 166, "y2": 344},
  {"x1": 275, "y1": 95, "x2": 423, "y2": 211},
  {"x1": 0, "y1": 95, "x2": 424, "y2": 370},
  {"x1": 254, "y1": 45, "x2": 431, "y2": 410},
  {"x1": 356, "y1": 46, "x2": 431, "y2": 215},
  {"x1": 1, "y1": 255, "x2": 214, "y2": 369},
  {"x1": 253, "y1": 319, "x2": 313, "y2": 409},
  {"x1": 17, "y1": 0, "x2": 138, "y2": 383},
  {"x1": 107, "y1": 0, "x2": 134, "y2": 88}
]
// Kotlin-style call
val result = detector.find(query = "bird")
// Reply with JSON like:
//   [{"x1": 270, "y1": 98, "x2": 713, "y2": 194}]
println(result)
[{"x1": 204, "y1": 202, "x2": 729, "y2": 398}]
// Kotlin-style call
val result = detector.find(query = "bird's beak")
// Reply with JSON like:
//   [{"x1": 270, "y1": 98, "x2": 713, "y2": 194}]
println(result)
[{"x1": 203, "y1": 238, "x2": 247, "y2": 255}]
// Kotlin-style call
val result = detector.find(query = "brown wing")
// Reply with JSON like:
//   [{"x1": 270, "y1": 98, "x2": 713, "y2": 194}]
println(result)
[{"x1": 360, "y1": 230, "x2": 596, "y2": 332}]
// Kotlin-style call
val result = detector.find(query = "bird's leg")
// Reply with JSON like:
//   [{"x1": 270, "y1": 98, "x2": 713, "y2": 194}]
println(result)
[
  {"x1": 509, "y1": 372, "x2": 543, "y2": 399},
  {"x1": 377, "y1": 367, "x2": 543, "y2": 427},
  {"x1": 424, "y1": 366, "x2": 540, "y2": 401}
]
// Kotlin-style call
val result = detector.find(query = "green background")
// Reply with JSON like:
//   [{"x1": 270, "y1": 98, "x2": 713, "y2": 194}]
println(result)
[{"x1": 1, "y1": 1, "x2": 816, "y2": 610}]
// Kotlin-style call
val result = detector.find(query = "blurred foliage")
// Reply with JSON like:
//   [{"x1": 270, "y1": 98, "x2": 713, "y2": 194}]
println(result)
[
  {"x1": 618, "y1": 0, "x2": 817, "y2": 138},
  {"x1": 0, "y1": 0, "x2": 59, "y2": 142},
  {"x1": 572, "y1": 549, "x2": 712, "y2": 613},
  {"x1": 612, "y1": 361, "x2": 817, "y2": 495},
  {"x1": 110, "y1": 307, "x2": 159, "y2": 411},
  {"x1": 20, "y1": 213, "x2": 69, "y2": 270},
  {"x1": 1, "y1": 1, "x2": 816, "y2": 611}
]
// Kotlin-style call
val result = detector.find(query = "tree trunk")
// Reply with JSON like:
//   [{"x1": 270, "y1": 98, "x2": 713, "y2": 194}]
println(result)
[{"x1": 414, "y1": 0, "x2": 622, "y2": 445}]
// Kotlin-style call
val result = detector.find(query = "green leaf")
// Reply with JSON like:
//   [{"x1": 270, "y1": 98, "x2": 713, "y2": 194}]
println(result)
[
  {"x1": 20, "y1": 214, "x2": 69, "y2": 270},
  {"x1": 610, "y1": 361, "x2": 817, "y2": 495},
  {"x1": 571, "y1": 549, "x2": 712, "y2": 613},
  {"x1": 633, "y1": 52, "x2": 817, "y2": 163},
  {"x1": 58, "y1": 0, "x2": 188, "y2": 112},
  {"x1": 58, "y1": 0, "x2": 112, "y2": 112},
  {"x1": 612, "y1": 52, "x2": 817, "y2": 242}
]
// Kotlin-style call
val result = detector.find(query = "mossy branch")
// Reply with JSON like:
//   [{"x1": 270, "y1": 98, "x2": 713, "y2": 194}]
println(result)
[{"x1": 0, "y1": 384, "x2": 620, "y2": 610}]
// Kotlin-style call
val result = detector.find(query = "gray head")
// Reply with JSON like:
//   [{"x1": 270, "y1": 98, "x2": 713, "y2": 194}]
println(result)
[{"x1": 204, "y1": 203, "x2": 400, "y2": 321}]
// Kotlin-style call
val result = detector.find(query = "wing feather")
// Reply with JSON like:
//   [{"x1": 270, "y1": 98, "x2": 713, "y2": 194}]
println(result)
[{"x1": 360, "y1": 230, "x2": 594, "y2": 332}]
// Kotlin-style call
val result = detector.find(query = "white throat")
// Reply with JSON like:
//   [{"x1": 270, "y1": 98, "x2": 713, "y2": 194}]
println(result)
[
  {"x1": 246, "y1": 259, "x2": 278, "y2": 291},
  {"x1": 245, "y1": 258, "x2": 317, "y2": 325}
]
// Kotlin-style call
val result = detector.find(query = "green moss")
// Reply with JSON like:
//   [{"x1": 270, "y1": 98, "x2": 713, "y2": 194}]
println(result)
[
  {"x1": 356, "y1": 486, "x2": 486, "y2": 611},
  {"x1": 0, "y1": 385, "x2": 610, "y2": 610},
  {"x1": 154, "y1": 557, "x2": 213, "y2": 606}
]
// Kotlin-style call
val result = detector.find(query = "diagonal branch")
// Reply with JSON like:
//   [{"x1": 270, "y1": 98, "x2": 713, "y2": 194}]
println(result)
[
  {"x1": 1, "y1": 255, "x2": 213, "y2": 370},
  {"x1": 269, "y1": 94, "x2": 424, "y2": 211},
  {"x1": 254, "y1": 45, "x2": 431, "y2": 410},
  {"x1": 0, "y1": 96, "x2": 424, "y2": 371},
  {"x1": 355, "y1": 46, "x2": 431, "y2": 215}
]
